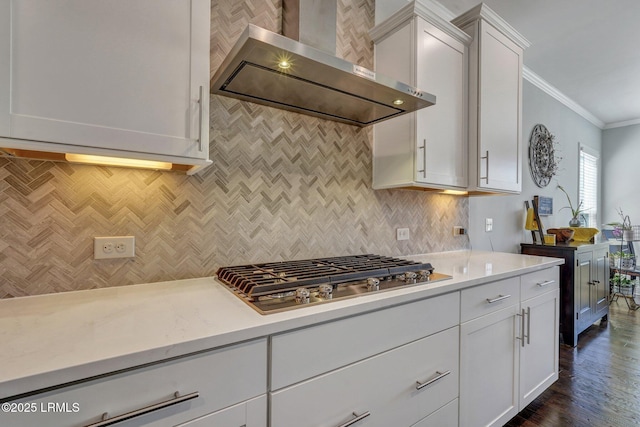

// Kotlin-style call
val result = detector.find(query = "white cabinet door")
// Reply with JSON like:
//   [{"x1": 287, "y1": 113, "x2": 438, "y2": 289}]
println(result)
[
  {"x1": 593, "y1": 246, "x2": 610, "y2": 316},
  {"x1": 372, "y1": 9, "x2": 469, "y2": 191},
  {"x1": 2, "y1": 0, "x2": 209, "y2": 162},
  {"x1": 475, "y1": 22, "x2": 523, "y2": 193},
  {"x1": 576, "y1": 250, "x2": 595, "y2": 332},
  {"x1": 271, "y1": 326, "x2": 459, "y2": 427},
  {"x1": 454, "y1": 5, "x2": 526, "y2": 194},
  {"x1": 460, "y1": 304, "x2": 520, "y2": 427},
  {"x1": 520, "y1": 289, "x2": 559, "y2": 408},
  {"x1": 415, "y1": 18, "x2": 467, "y2": 188}
]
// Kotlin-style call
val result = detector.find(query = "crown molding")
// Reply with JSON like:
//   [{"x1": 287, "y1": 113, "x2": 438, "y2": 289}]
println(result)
[
  {"x1": 370, "y1": 0, "x2": 471, "y2": 45},
  {"x1": 451, "y1": 3, "x2": 530, "y2": 49},
  {"x1": 603, "y1": 118, "x2": 640, "y2": 130},
  {"x1": 522, "y1": 66, "x2": 605, "y2": 129}
]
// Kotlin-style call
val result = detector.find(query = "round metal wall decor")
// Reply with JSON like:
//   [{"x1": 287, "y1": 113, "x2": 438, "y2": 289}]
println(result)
[{"x1": 528, "y1": 124, "x2": 560, "y2": 188}]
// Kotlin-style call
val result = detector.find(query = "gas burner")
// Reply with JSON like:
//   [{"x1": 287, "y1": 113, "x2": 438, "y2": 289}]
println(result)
[{"x1": 216, "y1": 254, "x2": 452, "y2": 314}]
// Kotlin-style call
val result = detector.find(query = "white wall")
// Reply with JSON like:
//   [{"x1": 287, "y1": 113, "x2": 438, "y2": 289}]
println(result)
[
  {"x1": 602, "y1": 124, "x2": 640, "y2": 225},
  {"x1": 468, "y1": 80, "x2": 603, "y2": 253}
]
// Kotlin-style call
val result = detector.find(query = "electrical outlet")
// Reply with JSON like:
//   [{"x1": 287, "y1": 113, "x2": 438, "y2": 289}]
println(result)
[
  {"x1": 453, "y1": 226, "x2": 466, "y2": 236},
  {"x1": 94, "y1": 236, "x2": 135, "y2": 260},
  {"x1": 396, "y1": 228, "x2": 410, "y2": 241},
  {"x1": 485, "y1": 218, "x2": 493, "y2": 232}
]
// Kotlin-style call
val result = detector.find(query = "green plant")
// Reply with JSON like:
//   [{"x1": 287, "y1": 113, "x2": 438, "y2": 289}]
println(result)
[
  {"x1": 557, "y1": 185, "x2": 587, "y2": 219},
  {"x1": 612, "y1": 273, "x2": 632, "y2": 287},
  {"x1": 612, "y1": 251, "x2": 634, "y2": 259}
]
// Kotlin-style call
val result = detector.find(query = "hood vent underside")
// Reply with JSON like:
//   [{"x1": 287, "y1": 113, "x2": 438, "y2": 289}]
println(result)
[{"x1": 211, "y1": 24, "x2": 435, "y2": 127}]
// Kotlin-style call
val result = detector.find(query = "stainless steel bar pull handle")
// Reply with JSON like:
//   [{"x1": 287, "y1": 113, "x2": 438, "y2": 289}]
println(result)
[
  {"x1": 526, "y1": 306, "x2": 531, "y2": 345},
  {"x1": 416, "y1": 370, "x2": 451, "y2": 390},
  {"x1": 84, "y1": 391, "x2": 199, "y2": 427},
  {"x1": 480, "y1": 150, "x2": 489, "y2": 182},
  {"x1": 517, "y1": 308, "x2": 526, "y2": 347},
  {"x1": 486, "y1": 294, "x2": 511, "y2": 303},
  {"x1": 197, "y1": 85, "x2": 204, "y2": 152},
  {"x1": 418, "y1": 141, "x2": 426, "y2": 176},
  {"x1": 337, "y1": 411, "x2": 371, "y2": 427},
  {"x1": 537, "y1": 280, "x2": 555, "y2": 287}
]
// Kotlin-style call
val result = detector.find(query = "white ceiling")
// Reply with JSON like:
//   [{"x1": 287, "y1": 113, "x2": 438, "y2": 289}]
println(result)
[{"x1": 434, "y1": 0, "x2": 640, "y2": 128}]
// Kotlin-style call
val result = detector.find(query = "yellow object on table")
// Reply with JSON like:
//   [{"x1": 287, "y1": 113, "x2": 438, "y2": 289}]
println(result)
[
  {"x1": 525, "y1": 208, "x2": 539, "y2": 230},
  {"x1": 569, "y1": 227, "x2": 599, "y2": 242}
]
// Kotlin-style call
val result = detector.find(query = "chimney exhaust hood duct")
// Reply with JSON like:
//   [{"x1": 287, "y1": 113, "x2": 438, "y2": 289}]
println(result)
[{"x1": 210, "y1": 0, "x2": 436, "y2": 127}]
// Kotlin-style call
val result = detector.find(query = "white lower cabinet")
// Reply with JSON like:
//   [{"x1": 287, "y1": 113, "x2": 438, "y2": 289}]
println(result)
[
  {"x1": 270, "y1": 326, "x2": 459, "y2": 427},
  {"x1": 2, "y1": 339, "x2": 267, "y2": 427},
  {"x1": 519, "y1": 284, "x2": 560, "y2": 408},
  {"x1": 460, "y1": 303, "x2": 520, "y2": 427},
  {"x1": 460, "y1": 268, "x2": 559, "y2": 427},
  {"x1": 271, "y1": 291, "x2": 460, "y2": 390},
  {"x1": 3, "y1": 269, "x2": 560, "y2": 427}
]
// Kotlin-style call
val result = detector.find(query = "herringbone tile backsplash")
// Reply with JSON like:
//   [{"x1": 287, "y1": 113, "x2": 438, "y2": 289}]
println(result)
[{"x1": 0, "y1": 0, "x2": 468, "y2": 298}]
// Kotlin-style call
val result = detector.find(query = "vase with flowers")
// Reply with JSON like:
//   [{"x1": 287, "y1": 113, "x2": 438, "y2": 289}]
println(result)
[{"x1": 557, "y1": 185, "x2": 586, "y2": 227}]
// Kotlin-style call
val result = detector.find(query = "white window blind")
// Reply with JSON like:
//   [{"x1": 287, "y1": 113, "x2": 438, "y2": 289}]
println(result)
[{"x1": 579, "y1": 145, "x2": 598, "y2": 228}]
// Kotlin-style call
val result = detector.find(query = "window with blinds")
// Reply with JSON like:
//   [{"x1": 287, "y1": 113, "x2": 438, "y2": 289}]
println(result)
[{"x1": 579, "y1": 145, "x2": 598, "y2": 228}]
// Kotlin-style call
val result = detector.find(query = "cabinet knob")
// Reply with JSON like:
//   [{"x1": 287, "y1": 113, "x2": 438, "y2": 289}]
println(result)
[
  {"x1": 295, "y1": 288, "x2": 310, "y2": 304},
  {"x1": 318, "y1": 284, "x2": 333, "y2": 299},
  {"x1": 366, "y1": 277, "x2": 380, "y2": 291}
]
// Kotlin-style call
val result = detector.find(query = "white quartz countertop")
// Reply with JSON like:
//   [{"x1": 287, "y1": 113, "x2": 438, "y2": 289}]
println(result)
[{"x1": 0, "y1": 250, "x2": 563, "y2": 400}]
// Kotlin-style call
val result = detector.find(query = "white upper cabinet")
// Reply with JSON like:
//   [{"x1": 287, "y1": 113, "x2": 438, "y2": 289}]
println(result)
[
  {"x1": 371, "y1": 0, "x2": 470, "y2": 191},
  {"x1": 453, "y1": 4, "x2": 529, "y2": 193},
  {"x1": 0, "y1": 0, "x2": 211, "y2": 173}
]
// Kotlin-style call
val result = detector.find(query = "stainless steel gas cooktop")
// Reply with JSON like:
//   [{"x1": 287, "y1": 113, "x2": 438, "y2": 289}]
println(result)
[{"x1": 216, "y1": 254, "x2": 452, "y2": 314}]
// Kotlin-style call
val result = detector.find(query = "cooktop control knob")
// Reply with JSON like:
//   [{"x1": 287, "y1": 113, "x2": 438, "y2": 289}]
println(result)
[
  {"x1": 318, "y1": 284, "x2": 333, "y2": 299},
  {"x1": 366, "y1": 277, "x2": 380, "y2": 291},
  {"x1": 295, "y1": 288, "x2": 310, "y2": 304},
  {"x1": 417, "y1": 270, "x2": 431, "y2": 279},
  {"x1": 403, "y1": 271, "x2": 418, "y2": 283}
]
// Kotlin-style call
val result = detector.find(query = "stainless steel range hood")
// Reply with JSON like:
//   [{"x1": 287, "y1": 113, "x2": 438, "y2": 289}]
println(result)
[{"x1": 210, "y1": 1, "x2": 436, "y2": 127}]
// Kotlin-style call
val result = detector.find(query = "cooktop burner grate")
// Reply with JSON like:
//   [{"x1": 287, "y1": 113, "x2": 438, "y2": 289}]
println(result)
[{"x1": 216, "y1": 254, "x2": 434, "y2": 297}]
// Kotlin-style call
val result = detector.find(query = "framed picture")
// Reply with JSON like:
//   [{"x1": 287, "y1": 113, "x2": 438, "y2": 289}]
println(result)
[{"x1": 537, "y1": 196, "x2": 553, "y2": 216}]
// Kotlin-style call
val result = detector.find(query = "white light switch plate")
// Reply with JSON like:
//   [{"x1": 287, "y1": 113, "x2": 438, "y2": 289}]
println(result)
[{"x1": 485, "y1": 218, "x2": 493, "y2": 232}]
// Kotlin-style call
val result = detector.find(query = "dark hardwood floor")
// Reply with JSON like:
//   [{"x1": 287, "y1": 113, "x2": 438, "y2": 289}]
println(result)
[{"x1": 506, "y1": 300, "x2": 640, "y2": 427}]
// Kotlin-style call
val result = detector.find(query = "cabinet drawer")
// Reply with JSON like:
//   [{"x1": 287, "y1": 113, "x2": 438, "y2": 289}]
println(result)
[
  {"x1": 2, "y1": 339, "x2": 267, "y2": 427},
  {"x1": 271, "y1": 292, "x2": 460, "y2": 389},
  {"x1": 461, "y1": 277, "x2": 520, "y2": 322},
  {"x1": 270, "y1": 326, "x2": 459, "y2": 427},
  {"x1": 521, "y1": 267, "x2": 559, "y2": 300},
  {"x1": 411, "y1": 398, "x2": 458, "y2": 427},
  {"x1": 176, "y1": 395, "x2": 266, "y2": 427}
]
